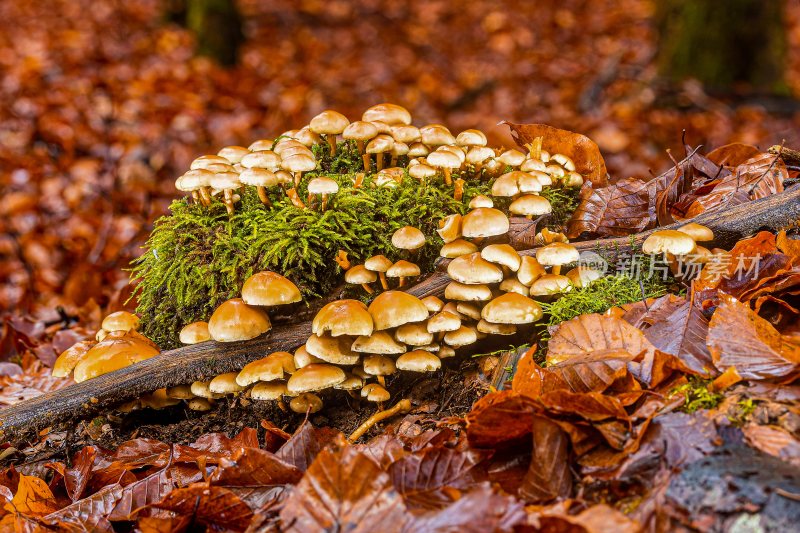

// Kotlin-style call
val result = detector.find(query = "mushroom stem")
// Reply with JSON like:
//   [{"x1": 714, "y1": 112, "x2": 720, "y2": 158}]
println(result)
[
  {"x1": 199, "y1": 187, "x2": 212, "y2": 206},
  {"x1": 327, "y1": 135, "x2": 337, "y2": 157},
  {"x1": 278, "y1": 400, "x2": 288, "y2": 412},
  {"x1": 223, "y1": 189, "x2": 235, "y2": 215},
  {"x1": 443, "y1": 168, "x2": 452, "y2": 186},
  {"x1": 286, "y1": 188, "x2": 306, "y2": 209},
  {"x1": 356, "y1": 140, "x2": 365, "y2": 156},
  {"x1": 362, "y1": 153, "x2": 372, "y2": 172},
  {"x1": 361, "y1": 283, "x2": 374, "y2": 294},
  {"x1": 552, "y1": 265, "x2": 561, "y2": 275},
  {"x1": 353, "y1": 173, "x2": 365, "y2": 189},
  {"x1": 294, "y1": 172, "x2": 303, "y2": 187},
  {"x1": 256, "y1": 186, "x2": 272, "y2": 207},
  {"x1": 321, "y1": 193, "x2": 329, "y2": 212},
  {"x1": 348, "y1": 399, "x2": 412, "y2": 442},
  {"x1": 376, "y1": 153, "x2": 385, "y2": 172},
  {"x1": 398, "y1": 276, "x2": 406, "y2": 288},
  {"x1": 453, "y1": 178, "x2": 465, "y2": 201},
  {"x1": 377, "y1": 375, "x2": 385, "y2": 387},
  {"x1": 391, "y1": 155, "x2": 398, "y2": 167},
  {"x1": 191, "y1": 191, "x2": 200, "y2": 204},
  {"x1": 666, "y1": 253, "x2": 682, "y2": 277},
  {"x1": 378, "y1": 272, "x2": 388, "y2": 290}
]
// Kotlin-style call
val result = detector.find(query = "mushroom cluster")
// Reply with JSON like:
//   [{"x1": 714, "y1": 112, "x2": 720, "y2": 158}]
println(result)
[
  {"x1": 643, "y1": 222, "x2": 722, "y2": 277},
  {"x1": 173, "y1": 103, "x2": 584, "y2": 216}
]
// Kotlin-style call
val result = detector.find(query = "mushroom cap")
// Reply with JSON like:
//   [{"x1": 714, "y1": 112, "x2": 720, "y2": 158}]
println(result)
[
  {"x1": 309, "y1": 110, "x2": 350, "y2": 135},
  {"x1": 250, "y1": 381, "x2": 288, "y2": 400},
  {"x1": 545, "y1": 164, "x2": 566, "y2": 177},
  {"x1": 551, "y1": 153, "x2": 576, "y2": 171},
  {"x1": 191, "y1": 155, "x2": 231, "y2": 170},
  {"x1": 190, "y1": 380, "x2": 223, "y2": 399},
  {"x1": 366, "y1": 134, "x2": 394, "y2": 153},
  {"x1": 242, "y1": 271, "x2": 302, "y2": 307},
  {"x1": 307, "y1": 177, "x2": 339, "y2": 195},
  {"x1": 369, "y1": 121, "x2": 393, "y2": 134},
  {"x1": 447, "y1": 252, "x2": 504, "y2": 284},
  {"x1": 498, "y1": 149, "x2": 526, "y2": 166},
  {"x1": 528, "y1": 169, "x2": 552, "y2": 186},
  {"x1": 421, "y1": 295, "x2": 444, "y2": 313},
  {"x1": 368, "y1": 291, "x2": 429, "y2": 330},
  {"x1": 642, "y1": 230, "x2": 697, "y2": 256},
  {"x1": 466, "y1": 146, "x2": 496, "y2": 165},
  {"x1": 396, "y1": 350, "x2": 441, "y2": 372},
  {"x1": 290, "y1": 392, "x2": 323, "y2": 413},
  {"x1": 281, "y1": 153, "x2": 316, "y2": 173},
  {"x1": 440, "y1": 239, "x2": 479, "y2": 258},
  {"x1": 476, "y1": 320, "x2": 517, "y2": 335},
  {"x1": 241, "y1": 150, "x2": 281, "y2": 170},
  {"x1": 469, "y1": 195, "x2": 494, "y2": 209},
  {"x1": 408, "y1": 163, "x2": 437, "y2": 180},
  {"x1": 394, "y1": 322, "x2": 433, "y2": 346},
  {"x1": 408, "y1": 142, "x2": 430, "y2": 157},
  {"x1": 364, "y1": 255, "x2": 394, "y2": 273},
  {"x1": 444, "y1": 325, "x2": 478, "y2": 347},
  {"x1": 208, "y1": 298, "x2": 272, "y2": 342},
  {"x1": 427, "y1": 311, "x2": 462, "y2": 333},
  {"x1": 390, "y1": 142, "x2": 409, "y2": 157},
  {"x1": 179, "y1": 321, "x2": 211, "y2": 345},
  {"x1": 436, "y1": 214, "x2": 462, "y2": 244},
  {"x1": 445, "y1": 281, "x2": 492, "y2": 301},
  {"x1": 518, "y1": 256, "x2": 547, "y2": 286},
  {"x1": 187, "y1": 398, "x2": 213, "y2": 411},
  {"x1": 334, "y1": 373, "x2": 364, "y2": 390},
  {"x1": 392, "y1": 226, "x2": 426, "y2": 250},
  {"x1": 361, "y1": 383, "x2": 391, "y2": 402},
  {"x1": 564, "y1": 172, "x2": 584, "y2": 187},
  {"x1": 209, "y1": 372, "x2": 245, "y2": 394},
  {"x1": 343, "y1": 120, "x2": 379, "y2": 141},
  {"x1": 248, "y1": 139, "x2": 274, "y2": 151},
  {"x1": 481, "y1": 293, "x2": 543, "y2": 324},
  {"x1": 529, "y1": 274, "x2": 573, "y2": 296},
  {"x1": 520, "y1": 158, "x2": 547, "y2": 173},
  {"x1": 177, "y1": 169, "x2": 213, "y2": 191},
  {"x1": 313, "y1": 299, "x2": 374, "y2": 337},
  {"x1": 536, "y1": 242, "x2": 580, "y2": 267},
  {"x1": 438, "y1": 345, "x2": 456, "y2": 359},
  {"x1": 438, "y1": 145, "x2": 466, "y2": 163},
  {"x1": 218, "y1": 146, "x2": 249, "y2": 164},
  {"x1": 210, "y1": 172, "x2": 242, "y2": 190},
  {"x1": 517, "y1": 173, "x2": 543, "y2": 193},
  {"x1": 363, "y1": 354, "x2": 397, "y2": 378},
  {"x1": 352, "y1": 330, "x2": 406, "y2": 354},
  {"x1": 387, "y1": 260, "x2": 421, "y2": 278},
  {"x1": 73, "y1": 334, "x2": 160, "y2": 383},
  {"x1": 566, "y1": 267, "x2": 604, "y2": 288},
  {"x1": 678, "y1": 223, "x2": 714, "y2": 242},
  {"x1": 236, "y1": 352, "x2": 294, "y2": 386},
  {"x1": 491, "y1": 172, "x2": 522, "y2": 197},
  {"x1": 481, "y1": 244, "x2": 521, "y2": 271},
  {"x1": 456, "y1": 129, "x2": 488, "y2": 147},
  {"x1": 294, "y1": 345, "x2": 324, "y2": 368},
  {"x1": 101, "y1": 311, "x2": 139, "y2": 333},
  {"x1": 500, "y1": 277, "x2": 530, "y2": 296},
  {"x1": 239, "y1": 168, "x2": 279, "y2": 187},
  {"x1": 456, "y1": 302, "x2": 482, "y2": 321},
  {"x1": 287, "y1": 363, "x2": 346, "y2": 393},
  {"x1": 274, "y1": 138, "x2": 307, "y2": 155},
  {"x1": 426, "y1": 150, "x2": 461, "y2": 169},
  {"x1": 345, "y1": 265, "x2": 378, "y2": 285},
  {"x1": 362, "y1": 103, "x2": 412, "y2": 125},
  {"x1": 420, "y1": 124, "x2": 456, "y2": 146},
  {"x1": 510, "y1": 195, "x2": 552, "y2": 217},
  {"x1": 295, "y1": 128, "x2": 323, "y2": 147},
  {"x1": 461, "y1": 208, "x2": 510, "y2": 238},
  {"x1": 140, "y1": 389, "x2": 181, "y2": 410},
  {"x1": 305, "y1": 334, "x2": 360, "y2": 365},
  {"x1": 52, "y1": 340, "x2": 94, "y2": 378},
  {"x1": 391, "y1": 124, "x2": 421, "y2": 143}
]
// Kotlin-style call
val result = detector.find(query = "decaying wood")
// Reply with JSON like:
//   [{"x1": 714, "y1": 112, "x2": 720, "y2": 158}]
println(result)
[{"x1": 1, "y1": 185, "x2": 799, "y2": 445}]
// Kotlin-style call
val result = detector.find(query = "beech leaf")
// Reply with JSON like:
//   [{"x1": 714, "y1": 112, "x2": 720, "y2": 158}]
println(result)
[
  {"x1": 547, "y1": 313, "x2": 656, "y2": 365},
  {"x1": 519, "y1": 416, "x2": 573, "y2": 502},
  {"x1": 153, "y1": 484, "x2": 254, "y2": 531}
]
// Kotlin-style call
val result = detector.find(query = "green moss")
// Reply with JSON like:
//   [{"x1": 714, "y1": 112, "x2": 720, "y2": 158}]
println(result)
[
  {"x1": 669, "y1": 377, "x2": 723, "y2": 413},
  {"x1": 728, "y1": 398, "x2": 757, "y2": 425},
  {"x1": 539, "y1": 187, "x2": 580, "y2": 231}
]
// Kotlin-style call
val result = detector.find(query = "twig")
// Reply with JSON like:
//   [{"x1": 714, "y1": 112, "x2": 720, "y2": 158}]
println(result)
[{"x1": 348, "y1": 399, "x2": 412, "y2": 442}]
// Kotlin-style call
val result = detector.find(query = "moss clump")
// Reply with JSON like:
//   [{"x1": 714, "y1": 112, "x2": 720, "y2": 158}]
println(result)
[
  {"x1": 669, "y1": 377, "x2": 723, "y2": 413},
  {"x1": 538, "y1": 186, "x2": 580, "y2": 231}
]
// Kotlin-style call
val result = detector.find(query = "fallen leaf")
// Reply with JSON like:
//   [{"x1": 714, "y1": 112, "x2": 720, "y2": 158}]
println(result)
[
  {"x1": 4, "y1": 474, "x2": 59, "y2": 517},
  {"x1": 44, "y1": 483, "x2": 122, "y2": 531},
  {"x1": 705, "y1": 142, "x2": 762, "y2": 167},
  {"x1": 643, "y1": 296, "x2": 715, "y2": 377},
  {"x1": 566, "y1": 177, "x2": 653, "y2": 238},
  {"x1": 153, "y1": 484, "x2": 253, "y2": 531},
  {"x1": 519, "y1": 416, "x2": 572, "y2": 502},
  {"x1": 409, "y1": 483, "x2": 526, "y2": 533},
  {"x1": 276, "y1": 422, "x2": 347, "y2": 471},
  {"x1": 466, "y1": 391, "x2": 541, "y2": 449},
  {"x1": 107, "y1": 468, "x2": 172, "y2": 521},
  {"x1": 547, "y1": 313, "x2": 656, "y2": 365},
  {"x1": 742, "y1": 424, "x2": 800, "y2": 467}
]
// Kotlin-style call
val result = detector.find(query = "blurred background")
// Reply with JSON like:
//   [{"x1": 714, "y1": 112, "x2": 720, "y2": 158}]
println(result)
[{"x1": 1, "y1": 0, "x2": 799, "y2": 319}]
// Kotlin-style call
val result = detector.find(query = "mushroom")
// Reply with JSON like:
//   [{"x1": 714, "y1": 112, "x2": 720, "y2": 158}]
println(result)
[
  {"x1": 343, "y1": 121, "x2": 379, "y2": 171},
  {"x1": 72, "y1": 333, "x2": 160, "y2": 383},
  {"x1": 389, "y1": 142, "x2": 409, "y2": 167},
  {"x1": 363, "y1": 354, "x2": 397, "y2": 386},
  {"x1": 295, "y1": 127, "x2": 323, "y2": 148},
  {"x1": 282, "y1": 153, "x2": 316, "y2": 187},
  {"x1": 312, "y1": 299, "x2": 374, "y2": 337},
  {"x1": 251, "y1": 381, "x2": 288, "y2": 401},
  {"x1": 368, "y1": 291, "x2": 429, "y2": 330},
  {"x1": 469, "y1": 195, "x2": 494, "y2": 209},
  {"x1": 408, "y1": 163, "x2": 437, "y2": 182},
  {"x1": 481, "y1": 293, "x2": 543, "y2": 324},
  {"x1": 566, "y1": 266, "x2": 604, "y2": 288},
  {"x1": 491, "y1": 172, "x2": 522, "y2": 198},
  {"x1": 207, "y1": 298, "x2": 271, "y2": 342},
  {"x1": 391, "y1": 124, "x2": 421, "y2": 144},
  {"x1": 309, "y1": 110, "x2": 350, "y2": 156},
  {"x1": 510, "y1": 194, "x2": 552, "y2": 220},
  {"x1": 366, "y1": 134, "x2": 394, "y2": 172},
  {"x1": 408, "y1": 142, "x2": 430, "y2": 158},
  {"x1": 517, "y1": 256, "x2": 547, "y2": 286},
  {"x1": 191, "y1": 154, "x2": 231, "y2": 170},
  {"x1": 361, "y1": 383, "x2": 391, "y2": 404},
  {"x1": 239, "y1": 168, "x2": 279, "y2": 206},
  {"x1": 466, "y1": 147, "x2": 496, "y2": 172},
  {"x1": 396, "y1": 350, "x2": 441, "y2": 372},
  {"x1": 287, "y1": 363, "x2": 346, "y2": 394},
  {"x1": 101, "y1": 311, "x2": 140, "y2": 333},
  {"x1": 392, "y1": 226, "x2": 426, "y2": 255},
  {"x1": 236, "y1": 351, "x2": 295, "y2": 387},
  {"x1": 440, "y1": 239, "x2": 479, "y2": 258},
  {"x1": 481, "y1": 244, "x2": 522, "y2": 272},
  {"x1": 362, "y1": 103, "x2": 412, "y2": 125},
  {"x1": 436, "y1": 214, "x2": 462, "y2": 244},
  {"x1": 677, "y1": 223, "x2": 714, "y2": 243},
  {"x1": 218, "y1": 146, "x2": 249, "y2": 164},
  {"x1": 294, "y1": 345, "x2": 325, "y2": 368},
  {"x1": 499, "y1": 277, "x2": 530, "y2": 296},
  {"x1": 364, "y1": 255, "x2": 393, "y2": 290},
  {"x1": 456, "y1": 302, "x2": 482, "y2": 321},
  {"x1": 551, "y1": 153, "x2": 576, "y2": 171},
  {"x1": 426, "y1": 150, "x2": 461, "y2": 186},
  {"x1": 210, "y1": 171, "x2": 242, "y2": 215},
  {"x1": 352, "y1": 330, "x2": 406, "y2": 355},
  {"x1": 191, "y1": 380, "x2": 224, "y2": 400},
  {"x1": 242, "y1": 271, "x2": 302, "y2": 307},
  {"x1": 394, "y1": 322, "x2": 434, "y2": 346},
  {"x1": 536, "y1": 242, "x2": 580, "y2": 275},
  {"x1": 421, "y1": 296, "x2": 445, "y2": 314},
  {"x1": 520, "y1": 158, "x2": 547, "y2": 173},
  {"x1": 461, "y1": 208, "x2": 510, "y2": 240},
  {"x1": 498, "y1": 149, "x2": 526, "y2": 168},
  {"x1": 456, "y1": 129, "x2": 488, "y2": 148},
  {"x1": 307, "y1": 177, "x2": 339, "y2": 212},
  {"x1": 447, "y1": 252, "x2": 504, "y2": 285},
  {"x1": 642, "y1": 230, "x2": 697, "y2": 277},
  {"x1": 140, "y1": 389, "x2": 181, "y2": 410},
  {"x1": 427, "y1": 311, "x2": 462, "y2": 334},
  {"x1": 305, "y1": 333, "x2": 361, "y2": 365},
  {"x1": 179, "y1": 321, "x2": 211, "y2": 344},
  {"x1": 420, "y1": 124, "x2": 456, "y2": 148},
  {"x1": 444, "y1": 325, "x2": 478, "y2": 348},
  {"x1": 345, "y1": 265, "x2": 378, "y2": 294},
  {"x1": 210, "y1": 372, "x2": 246, "y2": 395},
  {"x1": 187, "y1": 398, "x2": 214, "y2": 411},
  {"x1": 386, "y1": 260, "x2": 420, "y2": 288},
  {"x1": 529, "y1": 274, "x2": 573, "y2": 297},
  {"x1": 248, "y1": 139, "x2": 274, "y2": 152},
  {"x1": 290, "y1": 393, "x2": 323, "y2": 414},
  {"x1": 564, "y1": 172, "x2": 584, "y2": 188},
  {"x1": 444, "y1": 281, "x2": 492, "y2": 302},
  {"x1": 52, "y1": 340, "x2": 95, "y2": 378}
]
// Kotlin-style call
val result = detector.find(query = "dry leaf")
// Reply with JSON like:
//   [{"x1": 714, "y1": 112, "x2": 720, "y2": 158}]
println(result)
[{"x1": 547, "y1": 313, "x2": 656, "y2": 365}]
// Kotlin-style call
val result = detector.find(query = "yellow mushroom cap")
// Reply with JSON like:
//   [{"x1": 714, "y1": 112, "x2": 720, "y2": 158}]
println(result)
[
  {"x1": 510, "y1": 195, "x2": 552, "y2": 217},
  {"x1": 191, "y1": 154, "x2": 231, "y2": 170},
  {"x1": 73, "y1": 334, "x2": 160, "y2": 383},
  {"x1": 456, "y1": 129, "x2": 488, "y2": 147},
  {"x1": 364, "y1": 255, "x2": 394, "y2": 273},
  {"x1": 166, "y1": 384, "x2": 195, "y2": 400},
  {"x1": 217, "y1": 146, "x2": 249, "y2": 164},
  {"x1": 642, "y1": 230, "x2": 697, "y2": 256},
  {"x1": 436, "y1": 214, "x2": 462, "y2": 244},
  {"x1": 462, "y1": 208, "x2": 510, "y2": 238},
  {"x1": 239, "y1": 168, "x2": 279, "y2": 187},
  {"x1": 101, "y1": 311, "x2": 140, "y2": 333},
  {"x1": 447, "y1": 252, "x2": 504, "y2": 285},
  {"x1": 361, "y1": 383, "x2": 391, "y2": 402},
  {"x1": 308, "y1": 177, "x2": 339, "y2": 195},
  {"x1": 187, "y1": 398, "x2": 214, "y2": 411},
  {"x1": 290, "y1": 392, "x2": 323, "y2": 413},
  {"x1": 387, "y1": 260, "x2": 421, "y2": 279},
  {"x1": 427, "y1": 150, "x2": 462, "y2": 170},
  {"x1": 392, "y1": 226, "x2": 426, "y2": 250},
  {"x1": 179, "y1": 322, "x2": 211, "y2": 345},
  {"x1": 481, "y1": 244, "x2": 522, "y2": 271},
  {"x1": 309, "y1": 110, "x2": 350, "y2": 135},
  {"x1": 190, "y1": 380, "x2": 223, "y2": 399},
  {"x1": 281, "y1": 153, "x2": 316, "y2": 173},
  {"x1": 408, "y1": 142, "x2": 431, "y2": 158},
  {"x1": 209, "y1": 372, "x2": 245, "y2": 394},
  {"x1": 420, "y1": 124, "x2": 456, "y2": 146},
  {"x1": 456, "y1": 302, "x2": 482, "y2": 321},
  {"x1": 394, "y1": 322, "x2": 434, "y2": 346},
  {"x1": 294, "y1": 345, "x2": 324, "y2": 368},
  {"x1": 536, "y1": 242, "x2": 580, "y2": 267},
  {"x1": 517, "y1": 256, "x2": 547, "y2": 286},
  {"x1": 241, "y1": 271, "x2": 302, "y2": 307},
  {"x1": 236, "y1": 352, "x2": 294, "y2": 387},
  {"x1": 421, "y1": 296, "x2": 444, "y2": 313},
  {"x1": 352, "y1": 330, "x2": 406, "y2": 354},
  {"x1": 466, "y1": 146, "x2": 496, "y2": 165},
  {"x1": 140, "y1": 389, "x2": 181, "y2": 409},
  {"x1": 469, "y1": 195, "x2": 494, "y2": 209},
  {"x1": 251, "y1": 381, "x2": 288, "y2": 401},
  {"x1": 52, "y1": 340, "x2": 95, "y2": 378},
  {"x1": 366, "y1": 134, "x2": 394, "y2": 154},
  {"x1": 678, "y1": 223, "x2": 714, "y2": 242},
  {"x1": 391, "y1": 124, "x2": 421, "y2": 143},
  {"x1": 491, "y1": 172, "x2": 521, "y2": 197},
  {"x1": 363, "y1": 103, "x2": 412, "y2": 125},
  {"x1": 477, "y1": 320, "x2": 517, "y2": 335},
  {"x1": 481, "y1": 293, "x2": 543, "y2": 324},
  {"x1": 312, "y1": 300, "x2": 374, "y2": 337},
  {"x1": 396, "y1": 350, "x2": 442, "y2": 372},
  {"x1": 498, "y1": 149, "x2": 526, "y2": 167},
  {"x1": 334, "y1": 373, "x2": 364, "y2": 390},
  {"x1": 529, "y1": 274, "x2": 573, "y2": 296},
  {"x1": 440, "y1": 239, "x2": 479, "y2": 258},
  {"x1": 343, "y1": 121, "x2": 379, "y2": 142},
  {"x1": 305, "y1": 334, "x2": 360, "y2": 365},
  {"x1": 287, "y1": 363, "x2": 346, "y2": 394},
  {"x1": 345, "y1": 265, "x2": 378, "y2": 285},
  {"x1": 426, "y1": 311, "x2": 462, "y2": 333},
  {"x1": 363, "y1": 355, "x2": 397, "y2": 377},
  {"x1": 208, "y1": 298, "x2": 272, "y2": 342},
  {"x1": 500, "y1": 277, "x2": 530, "y2": 296},
  {"x1": 565, "y1": 267, "x2": 604, "y2": 288},
  {"x1": 444, "y1": 281, "x2": 493, "y2": 301},
  {"x1": 368, "y1": 291, "x2": 429, "y2": 330},
  {"x1": 241, "y1": 150, "x2": 281, "y2": 170},
  {"x1": 409, "y1": 163, "x2": 438, "y2": 180},
  {"x1": 444, "y1": 325, "x2": 478, "y2": 347}
]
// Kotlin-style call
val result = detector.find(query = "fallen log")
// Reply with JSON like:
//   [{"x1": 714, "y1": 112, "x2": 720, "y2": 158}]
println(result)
[{"x1": 2, "y1": 185, "x2": 799, "y2": 445}]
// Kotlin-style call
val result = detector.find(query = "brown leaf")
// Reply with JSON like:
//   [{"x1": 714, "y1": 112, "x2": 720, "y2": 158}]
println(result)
[
  {"x1": 4, "y1": 474, "x2": 59, "y2": 517},
  {"x1": 707, "y1": 294, "x2": 800, "y2": 380},
  {"x1": 466, "y1": 391, "x2": 541, "y2": 449},
  {"x1": 539, "y1": 390, "x2": 629, "y2": 421},
  {"x1": 153, "y1": 484, "x2": 253, "y2": 531},
  {"x1": 566, "y1": 177, "x2": 653, "y2": 239},
  {"x1": 354, "y1": 434, "x2": 409, "y2": 469},
  {"x1": 519, "y1": 416, "x2": 572, "y2": 502},
  {"x1": 107, "y1": 468, "x2": 172, "y2": 521},
  {"x1": 742, "y1": 424, "x2": 800, "y2": 467},
  {"x1": 64, "y1": 446, "x2": 99, "y2": 502},
  {"x1": 276, "y1": 422, "x2": 347, "y2": 471},
  {"x1": 210, "y1": 447, "x2": 302, "y2": 487},
  {"x1": 409, "y1": 483, "x2": 526, "y2": 533},
  {"x1": 388, "y1": 447, "x2": 486, "y2": 510},
  {"x1": 548, "y1": 350, "x2": 634, "y2": 394},
  {"x1": 136, "y1": 515, "x2": 191, "y2": 533},
  {"x1": 173, "y1": 427, "x2": 259, "y2": 465},
  {"x1": 504, "y1": 122, "x2": 608, "y2": 187},
  {"x1": 44, "y1": 483, "x2": 122, "y2": 531},
  {"x1": 547, "y1": 314, "x2": 656, "y2": 365},
  {"x1": 279, "y1": 447, "x2": 408, "y2": 533},
  {"x1": 705, "y1": 142, "x2": 762, "y2": 167}
]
